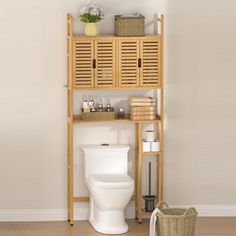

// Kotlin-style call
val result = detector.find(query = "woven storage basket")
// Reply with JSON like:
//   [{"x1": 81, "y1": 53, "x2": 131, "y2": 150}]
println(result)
[
  {"x1": 115, "y1": 15, "x2": 145, "y2": 36},
  {"x1": 156, "y1": 202, "x2": 198, "y2": 236},
  {"x1": 80, "y1": 111, "x2": 115, "y2": 121}
]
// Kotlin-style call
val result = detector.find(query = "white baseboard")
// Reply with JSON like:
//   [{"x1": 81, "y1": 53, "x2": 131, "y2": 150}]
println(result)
[
  {"x1": 0, "y1": 206, "x2": 135, "y2": 222},
  {"x1": 0, "y1": 209, "x2": 67, "y2": 222},
  {"x1": 0, "y1": 205, "x2": 236, "y2": 222},
  {"x1": 182, "y1": 205, "x2": 236, "y2": 217}
]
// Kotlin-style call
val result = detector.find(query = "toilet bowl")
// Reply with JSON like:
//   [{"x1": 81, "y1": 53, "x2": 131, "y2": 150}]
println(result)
[
  {"x1": 87, "y1": 174, "x2": 134, "y2": 234},
  {"x1": 81, "y1": 145, "x2": 134, "y2": 234}
]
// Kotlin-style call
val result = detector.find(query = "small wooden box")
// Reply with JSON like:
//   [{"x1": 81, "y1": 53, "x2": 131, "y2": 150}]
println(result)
[
  {"x1": 80, "y1": 111, "x2": 116, "y2": 121},
  {"x1": 115, "y1": 15, "x2": 145, "y2": 36}
]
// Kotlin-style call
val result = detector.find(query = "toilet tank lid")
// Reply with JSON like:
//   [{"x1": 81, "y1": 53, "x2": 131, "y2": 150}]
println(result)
[
  {"x1": 87, "y1": 174, "x2": 134, "y2": 189},
  {"x1": 81, "y1": 144, "x2": 130, "y2": 150}
]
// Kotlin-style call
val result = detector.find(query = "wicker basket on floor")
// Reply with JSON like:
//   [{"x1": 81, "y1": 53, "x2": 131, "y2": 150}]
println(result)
[{"x1": 156, "y1": 202, "x2": 198, "y2": 236}]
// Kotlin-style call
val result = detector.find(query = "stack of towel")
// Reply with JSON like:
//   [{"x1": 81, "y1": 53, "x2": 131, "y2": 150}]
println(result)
[{"x1": 130, "y1": 97, "x2": 156, "y2": 121}]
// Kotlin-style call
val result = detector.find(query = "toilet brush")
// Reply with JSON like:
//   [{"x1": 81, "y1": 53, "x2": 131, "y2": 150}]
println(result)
[{"x1": 143, "y1": 162, "x2": 156, "y2": 212}]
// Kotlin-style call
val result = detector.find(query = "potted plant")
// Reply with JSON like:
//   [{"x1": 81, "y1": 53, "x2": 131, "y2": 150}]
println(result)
[{"x1": 80, "y1": 1, "x2": 104, "y2": 36}]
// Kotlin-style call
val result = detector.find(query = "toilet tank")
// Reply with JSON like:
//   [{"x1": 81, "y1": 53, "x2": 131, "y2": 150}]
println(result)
[{"x1": 81, "y1": 144, "x2": 130, "y2": 178}]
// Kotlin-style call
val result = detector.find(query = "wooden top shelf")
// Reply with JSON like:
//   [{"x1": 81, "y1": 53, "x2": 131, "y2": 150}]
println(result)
[
  {"x1": 73, "y1": 115, "x2": 161, "y2": 124},
  {"x1": 72, "y1": 86, "x2": 161, "y2": 91},
  {"x1": 72, "y1": 34, "x2": 161, "y2": 40}
]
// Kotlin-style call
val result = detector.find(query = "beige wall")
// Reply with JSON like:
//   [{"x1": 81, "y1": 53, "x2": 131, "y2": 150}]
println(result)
[
  {"x1": 0, "y1": 0, "x2": 235, "y2": 216},
  {"x1": 163, "y1": 0, "x2": 236, "y2": 205}
]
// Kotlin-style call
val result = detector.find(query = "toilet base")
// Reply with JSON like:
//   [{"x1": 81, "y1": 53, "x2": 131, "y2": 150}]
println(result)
[
  {"x1": 89, "y1": 218, "x2": 128, "y2": 235},
  {"x1": 89, "y1": 198, "x2": 128, "y2": 234}
]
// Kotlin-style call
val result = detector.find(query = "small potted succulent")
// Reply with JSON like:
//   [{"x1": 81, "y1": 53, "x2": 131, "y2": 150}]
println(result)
[{"x1": 80, "y1": 1, "x2": 104, "y2": 36}]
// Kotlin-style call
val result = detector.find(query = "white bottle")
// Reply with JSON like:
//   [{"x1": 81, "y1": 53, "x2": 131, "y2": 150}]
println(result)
[
  {"x1": 88, "y1": 96, "x2": 94, "y2": 109},
  {"x1": 106, "y1": 99, "x2": 111, "y2": 111},
  {"x1": 98, "y1": 99, "x2": 103, "y2": 112},
  {"x1": 82, "y1": 96, "x2": 89, "y2": 109}
]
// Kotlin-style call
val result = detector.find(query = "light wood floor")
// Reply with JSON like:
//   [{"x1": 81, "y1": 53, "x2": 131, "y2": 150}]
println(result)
[{"x1": 0, "y1": 218, "x2": 236, "y2": 236}]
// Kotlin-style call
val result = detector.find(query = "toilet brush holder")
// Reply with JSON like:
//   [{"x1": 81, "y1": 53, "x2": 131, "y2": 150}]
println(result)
[
  {"x1": 143, "y1": 162, "x2": 156, "y2": 212},
  {"x1": 143, "y1": 195, "x2": 156, "y2": 212}
]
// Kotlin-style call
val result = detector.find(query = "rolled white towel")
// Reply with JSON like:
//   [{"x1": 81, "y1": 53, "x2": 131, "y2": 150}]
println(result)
[{"x1": 149, "y1": 208, "x2": 164, "y2": 236}]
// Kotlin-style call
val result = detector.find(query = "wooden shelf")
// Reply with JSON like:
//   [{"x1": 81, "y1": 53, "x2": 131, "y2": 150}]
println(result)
[
  {"x1": 72, "y1": 86, "x2": 161, "y2": 91},
  {"x1": 135, "y1": 117, "x2": 161, "y2": 123},
  {"x1": 142, "y1": 151, "x2": 161, "y2": 155},
  {"x1": 73, "y1": 115, "x2": 161, "y2": 124},
  {"x1": 72, "y1": 34, "x2": 161, "y2": 40},
  {"x1": 73, "y1": 115, "x2": 131, "y2": 123}
]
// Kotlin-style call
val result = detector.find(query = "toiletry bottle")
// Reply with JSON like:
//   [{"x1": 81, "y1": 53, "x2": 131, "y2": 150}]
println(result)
[
  {"x1": 98, "y1": 99, "x2": 103, "y2": 112},
  {"x1": 106, "y1": 99, "x2": 111, "y2": 112},
  {"x1": 89, "y1": 96, "x2": 94, "y2": 110},
  {"x1": 82, "y1": 96, "x2": 89, "y2": 109},
  {"x1": 118, "y1": 108, "x2": 125, "y2": 119},
  {"x1": 91, "y1": 106, "x2": 96, "y2": 112}
]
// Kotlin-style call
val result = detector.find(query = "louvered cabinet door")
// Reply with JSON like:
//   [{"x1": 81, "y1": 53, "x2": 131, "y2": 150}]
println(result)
[
  {"x1": 118, "y1": 39, "x2": 140, "y2": 87},
  {"x1": 73, "y1": 40, "x2": 94, "y2": 89},
  {"x1": 140, "y1": 37, "x2": 161, "y2": 87},
  {"x1": 94, "y1": 39, "x2": 116, "y2": 88}
]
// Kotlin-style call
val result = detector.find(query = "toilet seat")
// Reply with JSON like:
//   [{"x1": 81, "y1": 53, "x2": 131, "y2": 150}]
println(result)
[{"x1": 87, "y1": 174, "x2": 133, "y2": 189}]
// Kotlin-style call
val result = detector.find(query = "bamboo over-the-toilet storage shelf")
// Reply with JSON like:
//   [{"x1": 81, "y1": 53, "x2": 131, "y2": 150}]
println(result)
[{"x1": 67, "y1": 14, "x2": 164, "y2": 225}]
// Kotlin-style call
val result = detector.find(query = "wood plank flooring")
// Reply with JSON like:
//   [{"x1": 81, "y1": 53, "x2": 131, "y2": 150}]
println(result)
[{"x1": 0, "y1": 218, "x2": 235, "y2": 236}]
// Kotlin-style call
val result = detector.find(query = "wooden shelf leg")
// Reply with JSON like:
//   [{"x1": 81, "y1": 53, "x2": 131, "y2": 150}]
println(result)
[
  {"x1": 67, "y1": 125, "x2": 71, "y2": 222},
  {"x1": 135, "y1": 123, "x2": 139, "y2": 219},
  {"x1": 156, "y1": 123, "x2": 160, "y2": 202},
  {"x1": 68, "y1": 96, "x2": 74, "y2": 226},
  {"x1": 67, "y1": 14, "x2": 74, "y2": 226},
  {"x1": 158, "y1": 122, "x2": 163, "y2": 202},
  {"x1": 67, "y1": 118, "x2": 74, "y2": 225},
  {"x1": 137, "y1": 122, "x2": 143, "y2": 223},
  {"x1": 158, "y1": 14, "x2": 164, "y2": 203}
]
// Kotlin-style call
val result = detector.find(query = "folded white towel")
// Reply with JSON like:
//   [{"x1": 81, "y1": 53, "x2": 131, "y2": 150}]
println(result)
[{"x1": 149, "y1": 208, "x2": 164, "y2": 236}]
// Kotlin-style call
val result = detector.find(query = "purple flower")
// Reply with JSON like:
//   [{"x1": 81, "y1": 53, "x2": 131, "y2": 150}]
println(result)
[
  {"x1": 80, "y1": 0, "x2": 103, "y2": 16},
  {"x1": 80, "y1": 6, "x2": 89, "y2": 14},
  {"x1": 79, "y1": 0, "x2": 104, "y2": 22}
]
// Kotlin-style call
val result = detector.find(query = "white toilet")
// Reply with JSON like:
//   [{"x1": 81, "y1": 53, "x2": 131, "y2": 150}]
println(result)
[{"x1": 81, "y1": 144, "x2": 134, "y2": 234}]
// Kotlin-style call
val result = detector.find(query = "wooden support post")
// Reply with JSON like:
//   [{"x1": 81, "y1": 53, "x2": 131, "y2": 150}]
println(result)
[
  {"x1": 137, "y1": 122, "x2": 143, "y2": 223},
  {"x1": 159, "y1": 15, "x2": 164, "y2": 203},
  {"x1": 67, "y1": 14, "x2": 74, "y2": 225},
  {"x1": 135, "y1": 123, "x2": 139, "y2": 219},
  {"x1": 156, "y1": 122, "x2": 160, "y2": 201}
]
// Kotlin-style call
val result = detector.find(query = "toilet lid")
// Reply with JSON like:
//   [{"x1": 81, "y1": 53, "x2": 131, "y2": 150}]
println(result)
[{"x1": 87, "y1": 174, "x2": 134, "y2": 189}]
